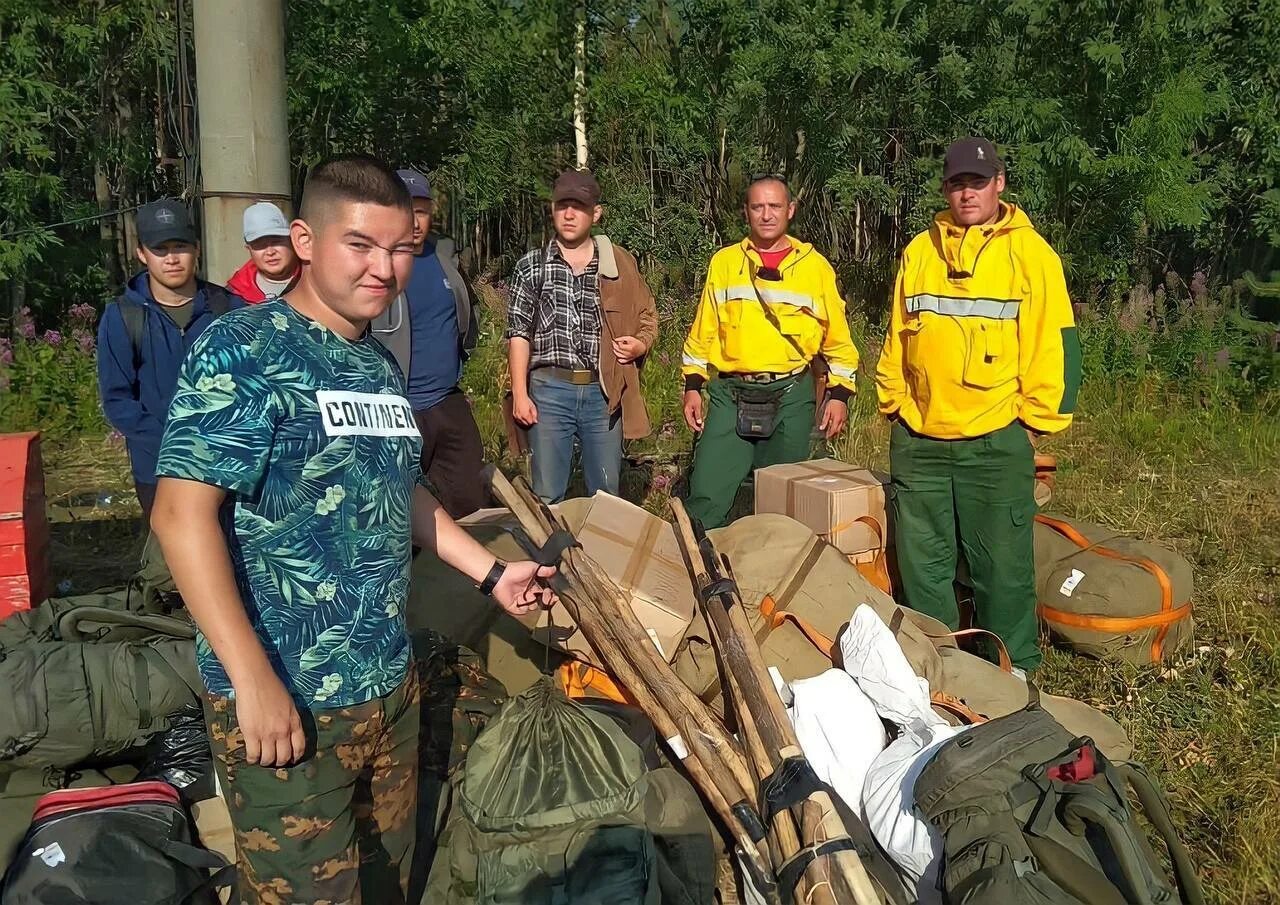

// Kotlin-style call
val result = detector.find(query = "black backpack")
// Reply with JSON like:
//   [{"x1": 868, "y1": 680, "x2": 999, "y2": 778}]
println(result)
[
  {"x1": 0, "y1": 780, "x2": 233, "y2": 904},
  {"x1": 913, "y1": 691, "x2": 1206, "y2": 905},
  {"x1": 117, "y1": 285, "x2": 233, "y2": 368}
]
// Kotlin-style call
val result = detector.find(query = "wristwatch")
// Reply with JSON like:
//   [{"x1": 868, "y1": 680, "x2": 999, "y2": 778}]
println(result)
[{"x1": 478, "y1": 560, "x2": 507, "y2": 597}]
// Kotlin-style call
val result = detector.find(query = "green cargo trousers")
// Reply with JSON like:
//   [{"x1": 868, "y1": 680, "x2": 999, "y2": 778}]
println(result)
[
  {"x1": 889, "y1": 418, "x2": 1042, "y2": 670},
  {"x1": 204, "y1": 666, "x2": 421, "y2": 905},
  {"x1": 685, "y1": 371, "x2": 816, "y2": 529}
]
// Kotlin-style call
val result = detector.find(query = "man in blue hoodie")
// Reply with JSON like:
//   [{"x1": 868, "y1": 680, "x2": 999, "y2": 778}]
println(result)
[{"x1": 96, "y1": 199, "x2": 242, "y2": 519}]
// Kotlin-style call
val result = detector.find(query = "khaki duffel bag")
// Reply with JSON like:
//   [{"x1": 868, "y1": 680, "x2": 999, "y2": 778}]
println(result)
[
  {"x1": 413, "y1": 506, "x2": 1133, "y2": 761},
  {"x1": 1035, "y1": 513, "x2": 1194, "y2": 666},
  {"x1": 674, "y1": 515, "x2": 1132, "y2": 760}
]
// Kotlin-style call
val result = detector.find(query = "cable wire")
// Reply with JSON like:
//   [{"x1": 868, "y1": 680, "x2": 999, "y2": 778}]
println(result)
[{"x1": 0, "y1": 205, "x2": 143, "y2": 242}]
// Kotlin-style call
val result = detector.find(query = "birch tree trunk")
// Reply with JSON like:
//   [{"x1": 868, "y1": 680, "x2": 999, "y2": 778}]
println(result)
[{"x1": 572, "y1": 0, "x2": 588, "y2": 169}]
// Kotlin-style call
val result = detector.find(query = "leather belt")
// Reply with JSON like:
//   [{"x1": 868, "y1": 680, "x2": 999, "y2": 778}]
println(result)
[
  {"x1": 536, "y1": 366, "x2": 599, "y2": 386},
  {"x1": 722, "y1": 364, "x2": 808, "y2": 384}
]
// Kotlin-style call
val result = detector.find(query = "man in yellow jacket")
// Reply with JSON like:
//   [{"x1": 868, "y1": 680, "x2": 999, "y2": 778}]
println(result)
[
  {"x1": 875, "y1": 137, "x2": 1081, "y2": 674},
  {"x1": 682, "y1": 175, "x2": 860, "y2": 528}
]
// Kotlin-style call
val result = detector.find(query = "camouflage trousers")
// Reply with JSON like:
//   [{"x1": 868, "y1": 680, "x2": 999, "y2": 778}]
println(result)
[{"x1": 204, "y1": 666, "x2": 421, "y2": 905}]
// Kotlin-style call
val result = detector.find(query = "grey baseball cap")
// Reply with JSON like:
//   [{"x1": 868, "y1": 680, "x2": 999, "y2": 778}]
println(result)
[
  {"x1": 243, "y1": 202, "x2": 291, "y2": 243},
  {"x1": 137, "y1": 199, "x2": 197, "y2": 249}
]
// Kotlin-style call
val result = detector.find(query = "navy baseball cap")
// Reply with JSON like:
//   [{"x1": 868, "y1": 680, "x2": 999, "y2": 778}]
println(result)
[
  {"x1": 396, "y1": 169, "x2": 432, "y2": 200},
  {"x1": 137, "y1": 199, "x2": 198, "y2": 248}
]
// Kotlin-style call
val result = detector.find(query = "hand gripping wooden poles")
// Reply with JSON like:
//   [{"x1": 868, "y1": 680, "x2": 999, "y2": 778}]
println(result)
[
  {"x1": 483, "y1": 466, "x2": 778, "y2": 900},
  {"x1": 670, "y1": 498, "x2": 885, "y2": 905}
]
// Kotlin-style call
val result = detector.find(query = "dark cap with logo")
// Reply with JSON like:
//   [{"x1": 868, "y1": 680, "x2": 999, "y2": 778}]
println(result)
[
  {"x1": 943, "y1": 137, "x2": 1003, "y2": 181},
  {"x1": 552, "y1": 169, "x2": 601, "y2": 206},
  {"x1": 396, "y1": 168, "x2": 433, "y2": 200},
  {"x1": 137, "y1": 199, "x2": 198, "y2": 249}
]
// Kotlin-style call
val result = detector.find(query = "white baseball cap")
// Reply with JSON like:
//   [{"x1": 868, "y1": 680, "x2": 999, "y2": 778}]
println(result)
[{"x1": 243, "y1": 202, "x2": 291, "y2": 243}]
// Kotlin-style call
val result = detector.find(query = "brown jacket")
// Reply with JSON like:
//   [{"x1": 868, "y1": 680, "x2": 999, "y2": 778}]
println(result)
[{"x1": 596, "y1": 236, "x2": 658, "y2": 440}]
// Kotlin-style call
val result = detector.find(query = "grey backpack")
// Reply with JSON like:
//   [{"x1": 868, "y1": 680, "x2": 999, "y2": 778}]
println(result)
[{"x1": 913, "y1": 692, "x2": 1206, "y2": 904}]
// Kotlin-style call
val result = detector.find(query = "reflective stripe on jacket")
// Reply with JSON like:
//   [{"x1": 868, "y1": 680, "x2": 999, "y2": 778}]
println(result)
[
  {"x1": 682, "y1": 237, "x2": 860, "y2": 391},
  {"x1": 875, "y1": 204, "x2": 1081, "y2": 439}
]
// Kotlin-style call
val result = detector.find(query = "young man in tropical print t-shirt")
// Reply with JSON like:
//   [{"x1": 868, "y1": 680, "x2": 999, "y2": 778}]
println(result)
[{"x1": 150, "y1": 156, "x2": 555, "y2": 904}]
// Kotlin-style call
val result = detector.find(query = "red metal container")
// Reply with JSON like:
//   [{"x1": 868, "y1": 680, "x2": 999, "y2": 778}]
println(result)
[{"x1": 0, "y1": 431, "x2": 50, "y2": 617}]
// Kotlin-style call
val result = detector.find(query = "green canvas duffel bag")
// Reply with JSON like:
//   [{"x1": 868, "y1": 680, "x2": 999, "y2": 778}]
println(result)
[
  {"x1": 0, "y1": 548, "x2": 200, "y2": 771},
  {"x1": 1035, "y1": 514, "x2": 1195, "y2": 666},
  {"x1": 423, "y1": 679, "x2": 715, "y2": 905}
]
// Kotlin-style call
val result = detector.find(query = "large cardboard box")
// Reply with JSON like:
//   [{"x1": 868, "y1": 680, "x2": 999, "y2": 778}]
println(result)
[
  {"x1": 754, "y1": 458, "x2": 890, "y2": 555},
  {"x1": 532, "y1": 492, "x2": 697, "y2": 668}
]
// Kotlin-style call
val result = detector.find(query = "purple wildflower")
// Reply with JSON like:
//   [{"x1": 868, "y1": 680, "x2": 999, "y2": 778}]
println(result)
[
  {"x1": 73, "y1": 329, "x2": 95, "y2": 354},
  {"x1": 43, "y1": 329, "x2": 63, "y2": 347},
  {"x1": 18, "y1": 321, "x2": 36, "y2": 340},
  {"x1": 68, "y1": 303, "x2": 96, "y2": 324},
  {"x1": 0, "y1": 337, "x2": 11, "y2": 366}
]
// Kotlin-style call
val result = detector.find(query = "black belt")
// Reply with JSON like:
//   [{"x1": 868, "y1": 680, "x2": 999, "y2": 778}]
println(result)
[
  {"x1": 721, "y1": 365, "x2": 808, "y2": 384},
  {"x1": 535, "y1": 366, "x2": 598, "y2": 386}
]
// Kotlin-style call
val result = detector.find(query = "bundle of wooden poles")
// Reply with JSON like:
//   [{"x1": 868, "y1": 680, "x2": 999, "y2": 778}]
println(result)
[{"x1": 486, "y1": 467, "x2": 885, "y2": 905}]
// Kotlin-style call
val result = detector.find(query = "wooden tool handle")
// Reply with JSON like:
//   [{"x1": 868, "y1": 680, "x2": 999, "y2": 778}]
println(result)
[
  {"x1": 670, "y1": 498, "x2": 884, "y2": 905},
  {"x1": 484, "y1": 467, "x2": 775, "y2": 889}
]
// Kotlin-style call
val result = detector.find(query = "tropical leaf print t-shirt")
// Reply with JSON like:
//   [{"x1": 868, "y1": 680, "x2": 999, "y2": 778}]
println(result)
[{"x1": 156, "y1": 298, "x2": 421, "y2": 708}]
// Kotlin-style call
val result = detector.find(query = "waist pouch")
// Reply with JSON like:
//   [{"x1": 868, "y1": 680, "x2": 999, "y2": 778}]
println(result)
[{"x1": 733, "y1": 386, "x2": 784, "y2": 439}]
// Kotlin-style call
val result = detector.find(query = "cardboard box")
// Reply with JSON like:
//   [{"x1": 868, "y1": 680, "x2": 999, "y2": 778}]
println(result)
[
  {"x1": 532, "y1": 492, "x2": 696, "y2": 667},
  {"x1": 754, "y1": 458, "x2": 890, "y2": 555}
]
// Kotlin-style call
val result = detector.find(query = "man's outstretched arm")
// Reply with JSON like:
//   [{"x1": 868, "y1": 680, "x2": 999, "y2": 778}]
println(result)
[{"x1": 410, "y1": 482, "x2": 555, "y2": 617}]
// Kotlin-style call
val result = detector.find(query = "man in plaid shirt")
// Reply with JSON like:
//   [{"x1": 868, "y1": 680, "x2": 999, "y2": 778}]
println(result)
[{"x1": 506, "y1": 169, "x2": 658, "y2": 502}]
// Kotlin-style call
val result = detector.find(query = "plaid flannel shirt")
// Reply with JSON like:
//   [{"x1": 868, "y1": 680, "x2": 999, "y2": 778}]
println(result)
[{"x1": 505, "y1": 240, "x2": 602, "y2": 371}]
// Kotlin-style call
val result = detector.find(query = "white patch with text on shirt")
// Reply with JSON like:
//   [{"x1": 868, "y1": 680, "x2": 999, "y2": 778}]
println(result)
[{"x1": 316, "y1": 390, "x2": 421, "y2": 438}]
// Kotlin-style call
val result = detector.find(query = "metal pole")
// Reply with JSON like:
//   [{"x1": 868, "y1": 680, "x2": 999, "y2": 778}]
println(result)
[{"x1": 192, "y1": 0, "x2": 291, "y2": 285}]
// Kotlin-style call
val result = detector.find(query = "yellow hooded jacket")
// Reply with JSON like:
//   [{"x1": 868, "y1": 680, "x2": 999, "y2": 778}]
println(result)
[
  {"x1": 682, "y1": 237, "x2": 860, "y2": 393},
  {"x1": 875, "y1": 205, "x2": 1081, "y2": 439}
]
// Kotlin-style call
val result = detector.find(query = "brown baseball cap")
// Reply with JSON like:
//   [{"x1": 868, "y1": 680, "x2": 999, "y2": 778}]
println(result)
[
  {"x1": 943, "y1": 137, "x2": 1003, "y2": 181},
  {"x1": 552, "y1": 169, "x2": 601, "y2": 206}
]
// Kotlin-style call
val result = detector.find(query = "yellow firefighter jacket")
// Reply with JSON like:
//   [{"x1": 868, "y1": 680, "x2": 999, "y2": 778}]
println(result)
[
  {"x1": 682, "y1": 237, "x2": 860, "y2": 392},
  {"x1": 875, "y1": 204, "x2": 1081, "y2": 439}
]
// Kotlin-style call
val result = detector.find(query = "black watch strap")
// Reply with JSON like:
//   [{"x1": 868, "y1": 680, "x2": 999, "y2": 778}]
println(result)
[{"x1": 478, "y1": 560, "x2": 507, "y2": 597}]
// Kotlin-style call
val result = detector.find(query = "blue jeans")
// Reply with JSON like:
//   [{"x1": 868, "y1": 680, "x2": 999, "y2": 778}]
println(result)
[{"x1": 527, "y1": 370, "x2": 622, "y2": 503}]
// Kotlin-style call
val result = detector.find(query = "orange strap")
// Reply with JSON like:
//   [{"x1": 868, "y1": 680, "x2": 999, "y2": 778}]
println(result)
[
  {"x1": 558, "y1": 660, "x2": 633, "y2": 705},
  {"x1": 826, "y1": 515, "x2": 893, "y2": 595},
  {"x1": 759, "y1": 594, "x2": 836, "y2": 657},
  {"x1": 855, "y1": 555, "x2": 893, "y2": 596},
  {"x1": 1035, "y1": 514, "x2": 1188, "y2": 662},
  {"x1": 1039, "y1": 602, "x2": 1192, "y2": 633},
  {"x1": 930, "y1": 692, "x2": 989, "y2": 725},
  {"x1": 938, "y1": 628, "x2": 1012, "y2": 673},
  {"x1": 826, "y1": 514, "x2": 885, "y2": 549},
  {"x1": 888, "y1": 609, "x2": 1013, "y2": 675}
]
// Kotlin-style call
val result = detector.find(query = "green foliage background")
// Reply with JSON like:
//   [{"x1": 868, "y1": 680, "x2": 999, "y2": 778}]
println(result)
[
  {"x1": 2, "y1": 0, "x2": 1279, "y2": 322},
  {"x1": 2, "y1": 4, "x2": 1280, "y2": 900}
]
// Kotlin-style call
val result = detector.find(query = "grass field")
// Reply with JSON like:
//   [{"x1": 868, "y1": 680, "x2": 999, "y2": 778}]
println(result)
[{"x1": 36, "y1": 289, "x2": 1280, "y2": 904}]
